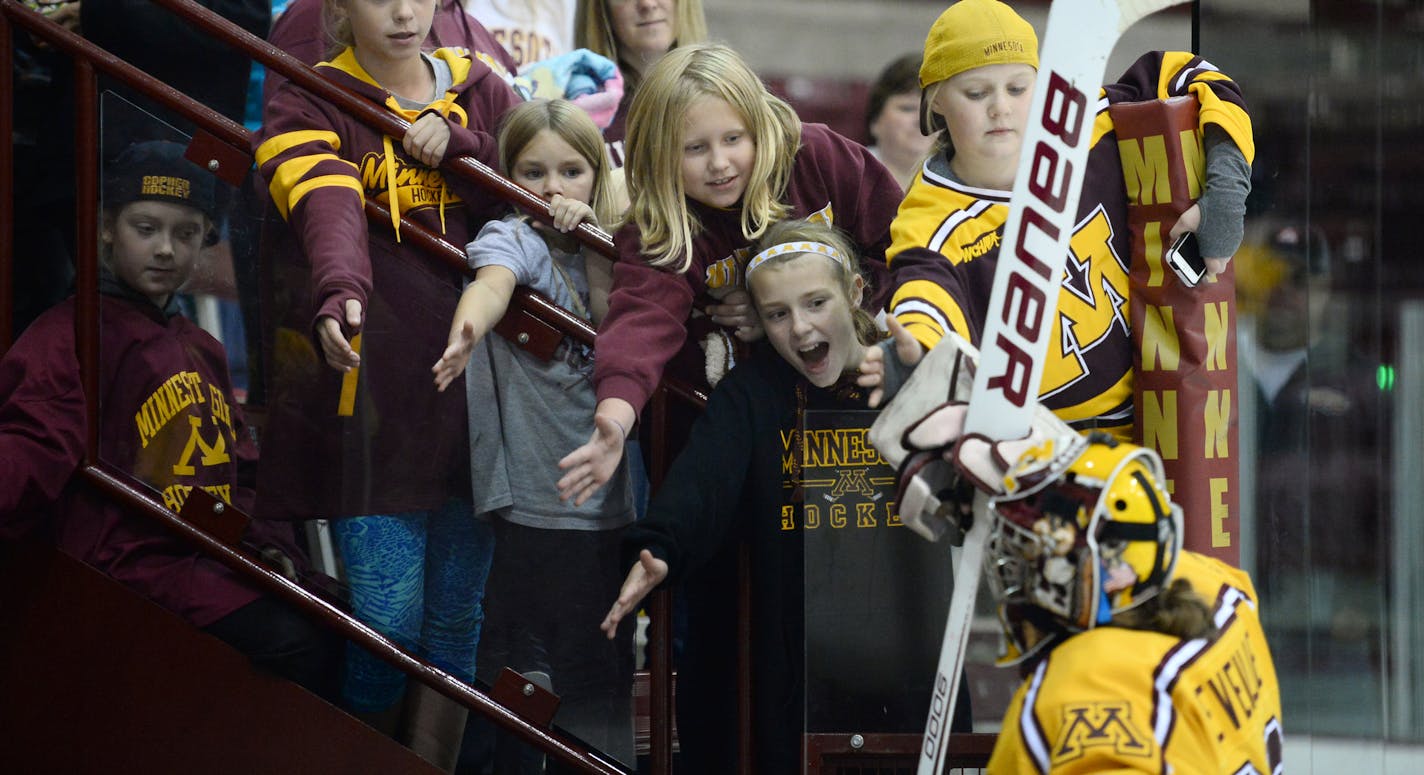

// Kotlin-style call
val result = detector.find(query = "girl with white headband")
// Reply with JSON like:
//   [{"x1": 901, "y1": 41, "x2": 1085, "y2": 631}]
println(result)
[
  {"x1": 596, "y1": 218, "x2": 923, "y2": 772},
  {"x1": 555, "y1": 42, "x2": 902, "y2": 508}
]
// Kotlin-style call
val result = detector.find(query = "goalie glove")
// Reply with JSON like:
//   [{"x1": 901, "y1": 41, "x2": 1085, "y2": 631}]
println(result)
[
  {"x1": 953, "y1": 426, "x2": 1066, "y2": 495},
  {"x1": 870, "y1": 332, "x2": 1080, "y2": 542},
  {"x1": 892, "y1": 403, "x2": 1077, "y2": 543},
  {"x1": 869, "y1": 333, "x2": 977, "y2": 543}
]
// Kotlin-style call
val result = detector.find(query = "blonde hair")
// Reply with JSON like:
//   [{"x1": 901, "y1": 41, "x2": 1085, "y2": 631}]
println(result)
[
  {"x1": 1112, "y1": 578, "x2": 1218, "y2": 642},
  {"x1": 746, "y1": 219, "x2": 880, "y2": 347},
  {"x1": 321, "y1": 0, "x2": 354, "y2": 58},
  {"x1": 576, "y1": 0, "x2": 709, "y2": 92},
  {"x1": 625, "y1": 43, "x2": 801, "y2": 273},
  {"x1": 497, "y1": 99, "x2": 619, "y2": 227}
]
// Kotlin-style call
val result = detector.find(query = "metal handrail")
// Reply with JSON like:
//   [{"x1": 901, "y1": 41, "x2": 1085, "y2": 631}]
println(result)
[{"x1": 77, "y1": 461, "x2": 625, "y2": 774}]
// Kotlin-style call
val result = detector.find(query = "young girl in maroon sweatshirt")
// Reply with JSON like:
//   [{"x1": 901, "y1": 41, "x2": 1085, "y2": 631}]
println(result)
[
  {"x1": 556, "y1": 42, "x2": 903, "y2": 505},
  {"x1": 254, "y1": 0, "x2": 518, "y2": 761}
]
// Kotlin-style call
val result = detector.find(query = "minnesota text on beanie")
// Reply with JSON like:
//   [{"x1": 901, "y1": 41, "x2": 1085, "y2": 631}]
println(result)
[{"x1": 104, "y1": 140, "x2": 217, "y2": 220}]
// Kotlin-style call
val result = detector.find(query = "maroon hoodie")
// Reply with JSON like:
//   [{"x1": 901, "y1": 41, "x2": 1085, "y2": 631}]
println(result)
[{"x1": 254, "y1": 47, "x2": 518, "y2": 519}]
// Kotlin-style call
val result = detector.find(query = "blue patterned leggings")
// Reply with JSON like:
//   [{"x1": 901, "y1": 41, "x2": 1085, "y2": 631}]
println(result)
[{"x1": 331, "y1": 500, "x2": 495, "y2": 712}]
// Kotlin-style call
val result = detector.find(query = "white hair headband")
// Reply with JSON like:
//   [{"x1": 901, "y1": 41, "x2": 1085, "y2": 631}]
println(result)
[{"x1": 745, "y1": 240, "x2": 853, "y2": 278}]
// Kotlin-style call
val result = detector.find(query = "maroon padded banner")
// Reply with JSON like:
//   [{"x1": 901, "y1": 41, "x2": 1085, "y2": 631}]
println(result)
[{"x1": 1112, "y1": 96, "x2": 1239, "y2": 564}]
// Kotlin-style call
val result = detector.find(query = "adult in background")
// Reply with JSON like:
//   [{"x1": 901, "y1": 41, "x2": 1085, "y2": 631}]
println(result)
[
  {"x1": 1236, "y1": 222, "x2": 1386, "y2": 697},
  {"x1": 574, "y1": 0, "x2": 706, "y2": 167},
  {"x1": 864, "y1": 53, "x2": 938, "y2": 193}
]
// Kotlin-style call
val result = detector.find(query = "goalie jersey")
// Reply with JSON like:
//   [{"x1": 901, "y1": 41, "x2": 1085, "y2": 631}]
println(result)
[
  {"x1": 887, "y1": 51, "x2": 1253, "y2": 439},
  {"x1": 987, "y1": 551, "x2": 1284, "y2": 774}
]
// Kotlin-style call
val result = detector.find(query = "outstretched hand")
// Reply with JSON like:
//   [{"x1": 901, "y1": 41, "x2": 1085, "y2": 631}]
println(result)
[
  {"x1": 556, "y1": 413, "x2": 627, "y2": 506},
  {"x1": 432, "y1": 319, "x2": 477, "y2": 392},
  {"x1": 858, "y1": 316, "x2": 923, "y2": 407},
  {"x1": 601, "y1": 549, "x2": 668, "y2": 639},
  {"x1": 316, "y1": 298, "x2": 363, "y2": 372}
]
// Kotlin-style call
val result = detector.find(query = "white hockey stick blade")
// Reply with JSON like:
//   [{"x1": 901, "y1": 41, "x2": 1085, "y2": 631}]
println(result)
[
  {"x1": 918, "y1": 493, "x2": 989, "y2": 771},
  {"x1": 918, "y1": 2, "x2": 1188, "y2": 773},
  {"x1": 963, "y1": 0, "x2": 1188, "y2": 444}
]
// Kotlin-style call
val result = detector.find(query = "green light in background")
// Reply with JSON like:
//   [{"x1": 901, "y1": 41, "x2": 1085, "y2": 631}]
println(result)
[{"x1": 1377, "y1": 364, "x2": 1396, "y2": 392}]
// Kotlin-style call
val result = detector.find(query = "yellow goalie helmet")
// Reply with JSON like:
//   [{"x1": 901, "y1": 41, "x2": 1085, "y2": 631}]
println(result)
[{"x1": 985, "y1": 433, "x2": 1183, "y2": 665}]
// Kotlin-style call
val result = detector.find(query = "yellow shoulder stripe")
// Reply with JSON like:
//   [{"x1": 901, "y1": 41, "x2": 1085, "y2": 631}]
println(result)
[
  {"x1": 891, "y1": 278, "x2": 973, "y2": 349},
  {"x1": 265, "y1": 152, "x2": 357, "y2": 218},
  {"x1": 1190, "y1": 85, "x2": 1255, "y2": 165},
  {"x1": 256, "y1": 130, "x2": 344, "y2": 167},
  {"x1": 899, "y1": 314, "x2": 947, "y2": 352}
]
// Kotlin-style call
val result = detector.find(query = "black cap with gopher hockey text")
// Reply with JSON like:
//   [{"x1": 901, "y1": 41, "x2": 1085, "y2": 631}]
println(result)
[{"x1": 103, "y1": 140, "x2": 217, "y2": 221}]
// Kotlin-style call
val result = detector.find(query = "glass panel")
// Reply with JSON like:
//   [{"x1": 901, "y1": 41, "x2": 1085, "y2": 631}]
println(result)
[
  {"x1": 1202, "y1": 0, "x2": 1422, "y2": 765},
  {"x1": 473, "y1": 520, "x2": 636, "y2": 768},
  {"x1": 801, "y1": 408, "x2": 1014, "y2": 756},
  {"x1": 801, "y1": 407, "x2": 954, "y2": 739},
  {"x1": 93, "y1": 90, "x2": 341, "y2": 698},
  {"x1": 97, "y1": 90, "x2": 247, "y2": 520},
  {"x1": 244, "y1": 76, "x2": 635, "y2": 766}
]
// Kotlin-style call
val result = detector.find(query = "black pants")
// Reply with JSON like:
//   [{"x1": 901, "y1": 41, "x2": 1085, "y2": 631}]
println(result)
[
  {"x1": 202, "y1": 594, "x2": 341, "y2": 701},
  {"x1": 459, "y1": 519, "x2": 635, "y2": 773}
]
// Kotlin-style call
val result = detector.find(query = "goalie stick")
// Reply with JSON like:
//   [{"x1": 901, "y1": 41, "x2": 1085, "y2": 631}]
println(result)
[{"x1": 913, "y1": 2, "x2": 1190, "y2": 773}]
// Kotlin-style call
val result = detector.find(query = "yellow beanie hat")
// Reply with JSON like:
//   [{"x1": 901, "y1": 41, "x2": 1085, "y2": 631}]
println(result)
[
  {"x1": 919, "y1": 0, "x2": 1039, "y2": 133},
  {"x1": 921, "y1": 0, "x2": 1039, "y2": 87}
]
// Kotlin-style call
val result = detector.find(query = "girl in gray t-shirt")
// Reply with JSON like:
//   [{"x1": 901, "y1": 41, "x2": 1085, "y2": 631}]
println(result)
[{"x1": 432, "y1": 98, "x2": 636, "y2": 764}]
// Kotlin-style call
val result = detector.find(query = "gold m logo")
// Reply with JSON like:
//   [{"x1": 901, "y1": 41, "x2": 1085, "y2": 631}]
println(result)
[
  {"x1": 172, "y1": 416, "x2": 230, "y2": 476},
  {"x1": 1053, "y1": 702, "x2": 1150, "y2": 763},
  {"x1": 829, "y1": 468, "x2": 873, "y2": 498}
]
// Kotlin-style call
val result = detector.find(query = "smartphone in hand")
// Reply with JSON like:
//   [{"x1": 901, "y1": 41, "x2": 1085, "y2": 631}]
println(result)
[{"x1": 1166, "y1": 231, "x2": 1207, "y2": 287}]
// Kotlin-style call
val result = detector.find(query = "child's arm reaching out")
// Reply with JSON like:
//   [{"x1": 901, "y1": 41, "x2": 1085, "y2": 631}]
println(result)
[
  {"x1": 432, "y1": 264, "x2": 517, "y2": 391},
  {"x1": 557, "y1": 400, "x2": 635, "y2": 505},
  {"x1": 601, "y1": 549, "x2": 668, "y2": 639}
]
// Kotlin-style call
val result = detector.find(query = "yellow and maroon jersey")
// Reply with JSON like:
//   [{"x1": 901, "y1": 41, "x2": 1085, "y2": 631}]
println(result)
[
  {"x1": 887, "y1": 51, "x2": 1253, "y2": 439},
  {"x1": 251, "y1": 47, "x2": 518, "y2": 519},
  {"x1": 988, "y1": 551, "x2": 1283, "y2": 774}
]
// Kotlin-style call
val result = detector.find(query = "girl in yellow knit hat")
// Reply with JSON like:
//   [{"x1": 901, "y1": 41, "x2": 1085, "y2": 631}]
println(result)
[{"x1": 884, "y1": 0, "x2": 1255, "y2": 442}]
